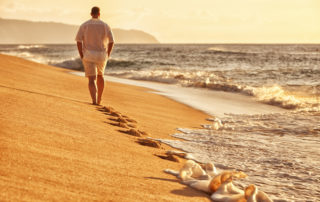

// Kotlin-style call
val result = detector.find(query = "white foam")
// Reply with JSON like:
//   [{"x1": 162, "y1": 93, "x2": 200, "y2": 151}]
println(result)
[
  {"x1": 243, "y1": 85, "x2": 320, "y2": 110},
  {"x1": 17, "y1": 45, "x2": 44, "y2": 49},
  {"x1": 2, "y1": 51, "x2": 47, "y2": 64},
  {"x1": 157, "y1": 111, "x2": 320, "y2": 201},
  {"x1": 107, "y1": 69, "x2": 320, "y2": 111},
  {"x1": 104, "y1": 76, "x2": 286, "y2": 117}
]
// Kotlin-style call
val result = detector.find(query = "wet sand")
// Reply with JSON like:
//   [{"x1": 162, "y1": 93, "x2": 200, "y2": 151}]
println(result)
[{"x1": 0, "y1": 54, "x2": 211, "y2": 201}]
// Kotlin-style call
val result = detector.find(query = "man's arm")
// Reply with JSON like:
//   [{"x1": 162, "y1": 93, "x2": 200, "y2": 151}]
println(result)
[
  {"x1": 77, "y1": 42, "x2": 83, "y2": 59},
  {"x1": 107, "y1": 42, "x2": 114, "y2": 58}
]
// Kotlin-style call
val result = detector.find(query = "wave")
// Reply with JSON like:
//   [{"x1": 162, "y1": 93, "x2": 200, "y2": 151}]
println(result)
[
  {"x1": 106, "y1": 58, "x2": 173, "y2": 69},
  {"x1": 107, "y1": 58, "x2": 142, "y2": 68},
  {"x1": 49, "y1": 57, "x2": 139, "y2": 70},
  {"x1": 0, "y1": 50, "x2": 50, "y2": 64},
  {"x1": 205, "y1": 47, "x2": 258, "y2": 55},
  {"x1": 243, "y1": 85, "x2": 319, "y2": 110},
  {"x1": 196, "y1": 84, "x2": 319, "y2": 111},
  {"x1": 107, "y1": 69, "x2": 320, "y2": 111},
  {"x1": 108, "y1": 69, "x2": 185, "y2": 84},
  {"x1": 50, "y1": 57, "x2": 154, "y2": 71},
  {"x1": 17, "y1": 45, "x2": 44, "y2": 50},
  {"x1": 50, "y1": 58, "x2": 83, "y2": 70}
]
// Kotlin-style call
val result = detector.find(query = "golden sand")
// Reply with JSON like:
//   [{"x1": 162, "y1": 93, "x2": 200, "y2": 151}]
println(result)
[{"x1": 0, "y1": 54, "x2": 211, "y2": 201}]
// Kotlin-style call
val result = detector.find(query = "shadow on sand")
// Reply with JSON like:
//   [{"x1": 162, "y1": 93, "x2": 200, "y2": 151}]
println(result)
[{"x1": 144, "y1": 177, "x2": 210, "y2": 198}]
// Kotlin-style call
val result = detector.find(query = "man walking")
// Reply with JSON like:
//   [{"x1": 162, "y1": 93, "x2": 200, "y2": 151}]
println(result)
[{"x1": 76, "y1": 6, "x2": 114, "y2": 105}]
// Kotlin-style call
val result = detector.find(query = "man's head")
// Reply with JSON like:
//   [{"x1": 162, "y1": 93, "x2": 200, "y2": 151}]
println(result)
[{"x1": 91, "y1": 6, "x2": 100, "y2": 18}]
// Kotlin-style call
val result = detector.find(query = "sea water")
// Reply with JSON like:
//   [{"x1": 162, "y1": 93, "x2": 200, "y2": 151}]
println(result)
[{"x1": 1, "y1": 44, "x2": 320, "y2": 201}]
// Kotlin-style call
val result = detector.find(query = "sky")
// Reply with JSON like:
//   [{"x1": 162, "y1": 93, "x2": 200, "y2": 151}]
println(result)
[{"x1": 0, "y1": 0, "x2": 319, "y2": 43}]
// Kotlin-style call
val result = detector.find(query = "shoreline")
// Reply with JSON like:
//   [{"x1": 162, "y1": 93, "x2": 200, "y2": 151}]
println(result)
[
  {"x1": 0, "y1": 54, "x2": 212, "y2": 201},
  {"x1": 70, "y1": 72, "x2": 286, "y2": 118}
]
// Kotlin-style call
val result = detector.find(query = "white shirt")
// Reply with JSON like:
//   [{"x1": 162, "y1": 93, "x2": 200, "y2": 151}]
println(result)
[{"x1": 75, "y1": 18, "x2": 114, "y2": 53}]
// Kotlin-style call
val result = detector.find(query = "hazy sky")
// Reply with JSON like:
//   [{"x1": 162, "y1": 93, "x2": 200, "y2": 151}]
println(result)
[{"x1": 0, "y1": 0, "x2": 319, "y2": 43}]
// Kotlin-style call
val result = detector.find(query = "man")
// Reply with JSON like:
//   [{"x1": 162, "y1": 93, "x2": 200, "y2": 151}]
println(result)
[{"x1": 75, "y1": 6, "x2": 114, "y2": 105}]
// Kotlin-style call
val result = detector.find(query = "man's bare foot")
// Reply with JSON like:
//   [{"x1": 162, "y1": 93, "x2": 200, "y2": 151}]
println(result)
[{"x1": 97, "y1": 98, "x2": 102, "y2": 105}]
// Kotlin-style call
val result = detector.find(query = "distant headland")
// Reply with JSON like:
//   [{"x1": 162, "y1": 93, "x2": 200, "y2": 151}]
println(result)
[{"x1": 0, "y1": 18, "x2": 159, "y2": 44}]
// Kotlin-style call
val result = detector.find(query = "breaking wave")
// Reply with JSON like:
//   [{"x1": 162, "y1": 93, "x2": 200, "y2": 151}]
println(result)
[
  {"x1": 51, "y1": 57, "x2": 147, "y2": 70},
  {"x1": 107, "y1": 68, "x2": 320, "y2": 111},
  {"x1": 205, "y1": 47, "x2": 259, "y2": 55},
  {"x1": 243, "y1": 85, "x2": 320, "y2": 110},
  {"x1": 17, "y1": 45, "x2": 44, "y2": 50},
  {"x1": 50, "y1": 58, "x2": 84, "y2": 70},
  {"x1": 107, "y1": 58, "x2": 142, "y2": 68}
]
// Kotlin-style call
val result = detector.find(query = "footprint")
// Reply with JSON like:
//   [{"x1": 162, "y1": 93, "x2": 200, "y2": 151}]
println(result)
[
  {"x1": 98, "y1": 106, "x2": 114, "y2": 113},
  {"x1": 137, "y1": 130, "x2": 149, "y2": 136},
  {"x1": 125, "y1": 118, "x2": 138, "y2": 124},
  {"x1": 109, "y1": 122, "x2": 129, "y2": 129},
  {"x1": 127, "y1": 124, "x2": 137, "y2": 128},
  {"x1": 117, "y1": 117, "x2": 127, "y2": 123},
  {"x1": 155, "y1": 154, "x2": 180, "y2": 162},
  {"x1": 166, "y1": 150, "x2": 195, "y2": 160},
  {"x1": 119, "y1": 128, "x2": 142, "y2": 137},
  {"x1": 98, "y1": 106, "x2": 147, "y2": 139},
  {"x1": 136, "y1": 138, "x2": 161, "y2": 148},
  {"x1": 109, "y1": 117, "x2": 127, "y2": 123},
  {"x1": 110, "y1": 111, "x2": 122, "y2": 117}
]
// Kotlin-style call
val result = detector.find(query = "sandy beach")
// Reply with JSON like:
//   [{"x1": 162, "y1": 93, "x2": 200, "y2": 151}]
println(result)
[
  {"x1": 1, "y1": 1, "x2": 319, "y2": 200},
  {"x1": 0, "y1": 54, "x2": 212, "y2": 201}
]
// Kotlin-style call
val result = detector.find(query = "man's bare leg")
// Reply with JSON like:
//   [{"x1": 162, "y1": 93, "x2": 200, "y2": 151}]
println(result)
[
  {"x1": 88, "y1": 76, "x2": 97, "y2": 105},
  {"x1": 97, "y1": 75, "x2": 104, "y2": 105}
]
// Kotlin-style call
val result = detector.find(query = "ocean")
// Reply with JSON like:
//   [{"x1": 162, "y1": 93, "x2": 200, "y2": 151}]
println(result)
[{"x1": 1, "y1": 44, "x2": 320, "y2": 201}]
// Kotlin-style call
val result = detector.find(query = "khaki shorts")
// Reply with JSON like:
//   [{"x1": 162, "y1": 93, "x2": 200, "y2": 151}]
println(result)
[{"x1": 82, "y1": 60, "x2": 107, "y2": 77}]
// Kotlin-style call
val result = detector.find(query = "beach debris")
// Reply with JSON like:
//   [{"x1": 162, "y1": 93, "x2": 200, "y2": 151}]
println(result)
[
  {"x1": 136, "y1": 138, "x2": 161, "y2": 148},
  {"x1": 164, "y1": 160, "x2": 218, "y2": 181},
  {"x1": 209, "y1": 171, "x2": 248, "y2": 200},
  {"x1": 201, "y1": 124, "x2": 212, "y2": 129},
  {"x1": 244, "y1": 184, "x2": 273, "y2": 202},
  {"x1": 212, "y1": 118, "x2": 223, "y2": 130},
  {"x1": 209, "y1": 170, "x2": 248, "y2": 193},
  {"x1": 206, "y1": 117, "x2": 224, "y2": 130},
  {"x1": 155, "y1": 154, "x2": 180, "y2": 162},
  {"x1": 164, "y1": 159, "x2": 274, "y2": 201}
]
